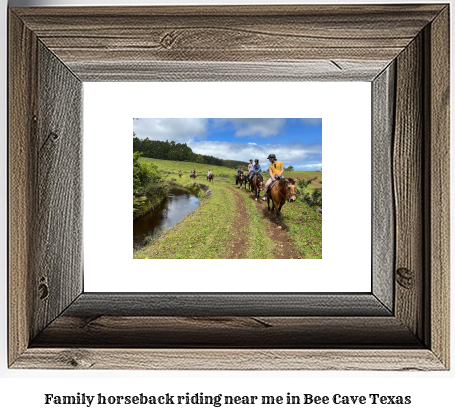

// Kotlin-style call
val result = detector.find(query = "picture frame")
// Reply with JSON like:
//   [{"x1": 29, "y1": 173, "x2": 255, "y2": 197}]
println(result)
[{"x1": 8, "y1": 4, "x2": 449, "y2": 370}]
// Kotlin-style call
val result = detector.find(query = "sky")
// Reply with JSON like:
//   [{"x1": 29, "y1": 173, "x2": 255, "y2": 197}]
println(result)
[{"x1": 133, "y1": 118, "x2": 322, "y2": 171}]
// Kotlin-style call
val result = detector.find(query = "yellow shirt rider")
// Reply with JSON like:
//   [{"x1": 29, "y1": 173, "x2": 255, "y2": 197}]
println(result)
[{"x1": 262, "y1": 154, "x2": 284, "y2": 200}]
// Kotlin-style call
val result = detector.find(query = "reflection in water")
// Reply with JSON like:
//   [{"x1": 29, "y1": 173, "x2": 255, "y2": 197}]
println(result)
[{"x1": 133, "y1": 186, "x2": 199, "y2": 251}]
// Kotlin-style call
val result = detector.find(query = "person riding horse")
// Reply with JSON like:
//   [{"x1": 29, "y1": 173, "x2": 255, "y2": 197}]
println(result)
[
  {"x1": 207, "y1": 169, "x2": 212, "y2": 178},
  {"x1": 253, "y1": 159, "x2": 261, "y2": 178},
  {"x1": 251, "y1": 159, "x2": 263, "y2": 199},
  {"x1": 262, "y1": 154, "x2": 284, "y2": 200},
  {"x1": 246, "y1": 159, "x2": 254, "y2": 181}
]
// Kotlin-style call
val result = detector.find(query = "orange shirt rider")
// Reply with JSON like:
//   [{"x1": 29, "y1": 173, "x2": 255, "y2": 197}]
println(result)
[{"x1": 262, "y1": 154, "x2": 284, "y2": 200}]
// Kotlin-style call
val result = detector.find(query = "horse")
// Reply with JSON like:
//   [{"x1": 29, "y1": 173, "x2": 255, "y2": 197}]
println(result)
[
  {"x1": 190, "y1": 172, "x2": 197, "y2": 179},
  {"x1": 237, "y1": 171, "x2": 245, "y2": 189},
  {"x1": 244, "y1": 172, "x2": 252, "y2": 190},
  {"x1": 251, "y1": 173, "x2": 263, "y2": 200},
  {"x1": 207, "y1": 173, "x2": 214, "y2": 183},
  {"x1": 266, "y1": 178, "x2": 298, "y2": 228},
  {"x1": 178, "y1": 172, "x2": 182, "y2": 178}
]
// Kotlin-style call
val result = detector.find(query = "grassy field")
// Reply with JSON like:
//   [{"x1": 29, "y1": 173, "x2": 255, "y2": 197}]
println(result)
[
  {"x1": 140, "y1": 158, "x2": 322, "y2": 188},
  {"x1": 139, "y1": 157, "x2": 238, "y2": 178},
  {"x1": 134, "y1": 158, "x2": 322, "y2": 259}
]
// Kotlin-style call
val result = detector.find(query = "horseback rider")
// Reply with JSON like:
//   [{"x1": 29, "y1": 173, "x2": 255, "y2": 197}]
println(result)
[
  {"x1": 247, "y1": 159, "x2": 254, "y2": 182},
  {"x1": 262, "y1": 154, "x2": 284, "y2": 201},
  {"x1": 207, "y1": 169, "x2": 212, "y2": 178},
  {"x1": 253, "y1": 159, "x2": 261, "y2": 178},
  {"x1": 236, "y1": 165, "x2": 243, "y2": 177}
]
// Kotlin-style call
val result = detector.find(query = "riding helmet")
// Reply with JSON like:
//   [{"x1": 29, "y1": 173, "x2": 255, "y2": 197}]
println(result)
[
  {"x1": 254, "y1": 159, "x2": 259, "y2": 162},
  {"x1": 267, "y1": 154, "x2": 276, "y2": 159}
]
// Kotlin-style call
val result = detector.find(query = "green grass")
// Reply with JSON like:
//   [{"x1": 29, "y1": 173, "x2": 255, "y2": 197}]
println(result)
[
  {"x1": 237, "y1": 189, "x2": 276, "y2": 259},
  {"x1": 280, "y1": 200, "x2": 322, "y2": 259},
  {"x1": 133, "y1": 175, "x2": 237, "y2": 259},
  {"x1": 134, "y1": 158, "x2": 322, "y2": 259},
  {"x1": 139, "y1": 157, "x2": 238, "y2": 179}
]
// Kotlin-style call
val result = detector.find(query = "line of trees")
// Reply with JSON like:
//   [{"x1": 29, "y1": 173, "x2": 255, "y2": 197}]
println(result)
[{"x1": 133, "y1": 135, "x2": 248, "y2": 169}]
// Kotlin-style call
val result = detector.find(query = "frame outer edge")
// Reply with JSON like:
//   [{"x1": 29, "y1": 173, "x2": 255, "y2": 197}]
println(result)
[
  {"x1": 11, "y1": 348, "x2": 446, "y2": 371},
  {"x1": 7, "y1": 4, "x2": 450, "y2": 370},
  {"x1": 393, "y1": 34, "x2": 424, "y2": 341},
  {"x1": 8, "y1": 10, "x2": 38, "y2": 366},
  {"x1": 428, "y1": 6, "x2": 450, "y2": 369}
]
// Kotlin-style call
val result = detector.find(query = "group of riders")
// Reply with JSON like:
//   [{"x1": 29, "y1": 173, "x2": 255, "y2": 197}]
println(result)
[
  {"x1": 236, "y1": 154, "x2": 284, "y2": 200},
  {"x1": 181, "y1": 154, "x2": 284, "y2": 201}
]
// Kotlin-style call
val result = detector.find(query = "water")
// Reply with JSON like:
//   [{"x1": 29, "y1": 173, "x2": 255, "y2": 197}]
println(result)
[{"x1": 133, "y1": 186, "x2": 199, "y2": 251}]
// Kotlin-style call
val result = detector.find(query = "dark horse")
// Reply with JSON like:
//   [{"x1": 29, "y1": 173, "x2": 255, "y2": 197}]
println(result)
[
  {"x1": 237, "y1": 171, "x2": 246, "y2": 189},
  {"x1": 266, "y1": 178, "x2": 298, "y2": 228},
  {"x1": 178, "y1": 172, "x2": 183, "y2": 178},
  {"x1": 190, "y1": 172, "x2": 197, "y2": 179},
  {"x1": 245, "y1": 172, "x2": 254, "y2": 190},
  {"x1": 207, "y1": 173, "x2": 214, "y2": 183},
  {"x1": 251, "y1": 173, "x2": 263, "y2": 200}
]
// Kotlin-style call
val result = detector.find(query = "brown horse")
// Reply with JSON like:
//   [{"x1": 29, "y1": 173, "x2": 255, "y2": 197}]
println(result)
[
  {"x1": 237, "y1": 172, "x2": 245, "y2": 189},
  {"x1": 207, "y1": 173, "x2": 214, "y2": 183},
  {"x1": 251, "y1": 173, "x2": 263, "y2": 200},
  {"x1": 190, "y1": 172, "x2": 197, "y2": 179},
  {"x1": 179, "y1": 172, "x2": 182, "y2": 178},
  {"x1": 267, "y1": 178, "x2": 298, "y2": 228}
]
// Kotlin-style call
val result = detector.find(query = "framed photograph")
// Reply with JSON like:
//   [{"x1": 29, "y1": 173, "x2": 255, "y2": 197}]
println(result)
[{"x1": 8, "y1": 4, "x2": 449, "y2": 370}]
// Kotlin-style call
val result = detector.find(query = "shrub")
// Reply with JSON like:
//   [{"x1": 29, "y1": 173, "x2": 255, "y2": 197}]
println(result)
[
  {"x1": 295, "y1": 176, "x2": 322, "y2": 208},
  {"x1": 133, "y1": 151, "x2": 167, "y2": 217}
]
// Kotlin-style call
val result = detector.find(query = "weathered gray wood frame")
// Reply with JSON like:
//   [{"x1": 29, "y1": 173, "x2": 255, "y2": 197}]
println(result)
[{"x1": 8, "y1": 5, "x2": 449, "y2": 370}]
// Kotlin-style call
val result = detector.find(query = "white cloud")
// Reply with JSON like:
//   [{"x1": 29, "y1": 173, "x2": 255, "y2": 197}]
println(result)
[
  {"x1": 295, "y1": 163, "x2": 323, "y2": 171},
  {"x1": 133, "y1": 118, "x2": 208, "y2": 142},
  {"x1": 214, "y1": 118, "x2": 287, "y2": 138},
  {"x1": 190, "y1": 140, "x2": 321, "y2": 169},
  {"x1": 133, "y1": 118, "x2": 322, "y2": 170}
]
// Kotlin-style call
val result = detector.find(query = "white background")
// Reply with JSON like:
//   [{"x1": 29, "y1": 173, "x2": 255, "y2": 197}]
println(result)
[
  {"x1": 84, "y1": 82, "x2": 371, "y2": 292},
  {"x1": 1, "y1": 0, "x2": 454, "y2": 414}
]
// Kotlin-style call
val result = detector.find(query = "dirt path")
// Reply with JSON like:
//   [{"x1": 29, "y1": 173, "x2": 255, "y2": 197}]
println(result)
[
  {"x1": 230, "y1": 183, "x2": 301, "y2": 259},
  {"x1": 258, "y1": 202, "x2": 301, "y2": 259},
  {"x1": 225, "y1": 187, "x2": 250, "y2": 259}
]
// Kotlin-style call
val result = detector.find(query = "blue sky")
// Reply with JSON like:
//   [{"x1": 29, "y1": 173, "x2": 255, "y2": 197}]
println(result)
[{"x1": 133, "y1": 118, "x2": 322, "y2": 170}]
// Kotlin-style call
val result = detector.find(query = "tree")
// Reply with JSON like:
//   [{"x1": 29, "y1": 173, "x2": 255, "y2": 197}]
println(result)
[
  {"x1": 196, "y1": 155, "x2": 204, "y2": 163},
  {"x1": 284, "y1": 165, "x2": 294, "y2": 172}
]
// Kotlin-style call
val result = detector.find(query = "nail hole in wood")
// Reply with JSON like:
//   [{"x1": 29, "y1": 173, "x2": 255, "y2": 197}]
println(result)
[
  {"x1": 396, "y1": 267, "x2": 414, "y2": 289},
  {"x1": 38, "y1": 282, "x2": 49, "y2": 300}
]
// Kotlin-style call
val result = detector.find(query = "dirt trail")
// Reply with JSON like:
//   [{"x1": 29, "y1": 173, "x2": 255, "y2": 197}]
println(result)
[
  {"x1": 252, "y1": 192, "x2": 301, "y2": 259},
  {"x1": 226, "y1": 187, "x2": 250, "y2": 259},
  {"x1": 229, "y1": 182, "x2": 301, "y2": 259}
]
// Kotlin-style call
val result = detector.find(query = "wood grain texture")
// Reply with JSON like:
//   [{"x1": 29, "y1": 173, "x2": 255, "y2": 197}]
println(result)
[
  {"x1": 32, "y1": 42, "x2": 83, "y2": 339},
  {"x1": 64, "y1": 293, "x2": 391, "y2": 317},
  {"x1": 426, "y1": 6, "x2": 450, "y2": 368},
  {"x1": 71, "y1": 60, "x2": 389, "y2": 82},
  {"x1": 13, "y1": 349, "x2": 445, "y2": 371},
  {"x1": 393, "y1": 34, "x2": 424, "y2": 340},
  {"x1": 8, "y1": 4, "x2": 450, "y2": 370},
  {"x1": 11, "y1": 5, "x2": 444, "y2": 81},
  {"x1": 372, "y1": 63, "x2": 395, "y2": 312},
  {"x1": 8, "y1": 11, "x2": 38, "y2": 366},
  {"x1": 31, "y1": 316, "x2": 421, "y2": 348}
]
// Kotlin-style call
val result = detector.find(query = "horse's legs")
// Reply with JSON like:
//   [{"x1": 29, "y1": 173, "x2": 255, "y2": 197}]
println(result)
[{"x1": 274, "y1": 200, "x2": 281, "y2": 227}]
